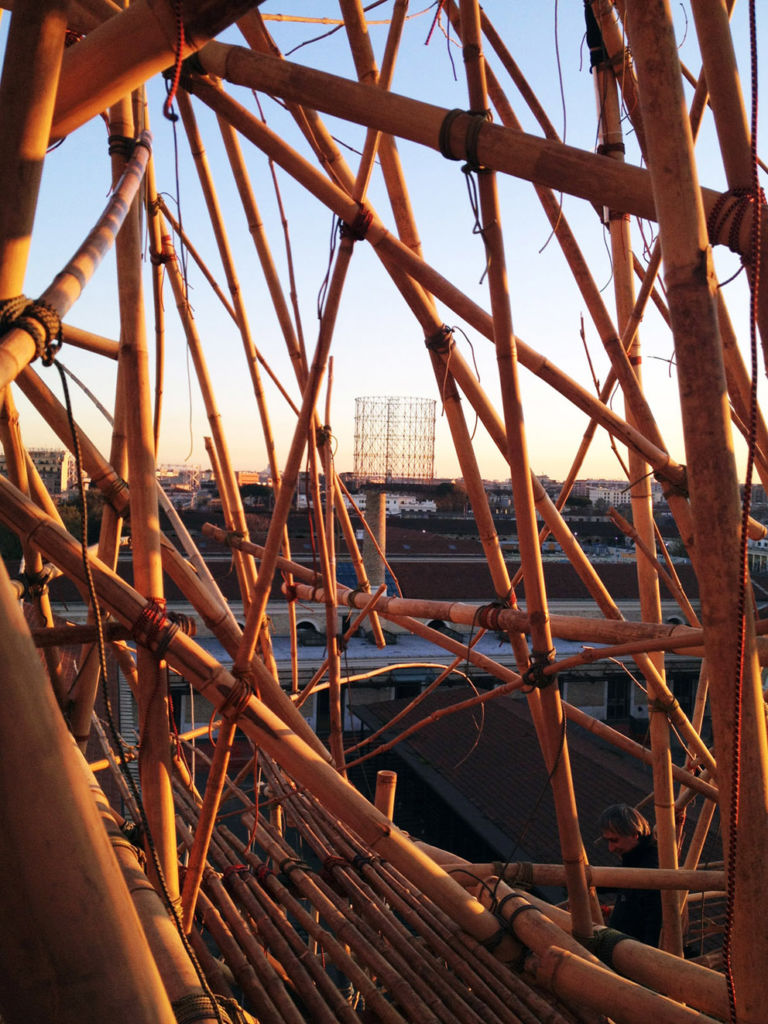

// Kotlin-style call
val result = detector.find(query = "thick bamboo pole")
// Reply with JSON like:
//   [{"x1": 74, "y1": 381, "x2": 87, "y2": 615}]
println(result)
[
  {"x1": 50, "y1": 0, "x2": 260, "y2": 140},
  {"x1": 0, "y1": 560, "x2": 176, "y2": 1024},
  {"x1": 458, "y1": 861, "x2": 724, "y2": 893},
  {"x1": 196, "y1": 40, "x2": 763, "y2": 263},
  {"x1": 625, "y1": 3, "x2": 768, "y2": 1019},
  {"x1": 87, "y1": 774, "x2": 222, "y2": 1021},
  {"x1": 0, "y1": 0, "x2": 66, "y2": 298},
  {"x1": 0, "y1": 131, "x2": 151, "y2": 393}
]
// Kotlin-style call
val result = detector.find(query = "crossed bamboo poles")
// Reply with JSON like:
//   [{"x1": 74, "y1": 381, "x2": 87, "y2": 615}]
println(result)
[{"x1": 0, "y1": 1, "x2": 767, "y2": 1021}]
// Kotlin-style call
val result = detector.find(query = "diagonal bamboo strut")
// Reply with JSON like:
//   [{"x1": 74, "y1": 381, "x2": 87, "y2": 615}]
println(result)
[{"x1": 0, "y1": 131, "x2": 151, "y2": 392}]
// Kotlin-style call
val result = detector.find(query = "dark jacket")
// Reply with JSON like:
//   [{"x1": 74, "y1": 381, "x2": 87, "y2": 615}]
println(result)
[{"x1": 608, "y1": 835, "x2": 663, "y2": 946}]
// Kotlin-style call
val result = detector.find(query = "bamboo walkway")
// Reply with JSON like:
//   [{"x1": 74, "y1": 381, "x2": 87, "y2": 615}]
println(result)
[{"x1": 0, "y1": 2, "x2": 766, "y2": 1023}]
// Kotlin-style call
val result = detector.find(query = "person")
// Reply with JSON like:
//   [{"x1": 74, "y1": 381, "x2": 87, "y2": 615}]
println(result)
[{"x1": 599, "y1": 803, "x2": 662, "y2": 947}]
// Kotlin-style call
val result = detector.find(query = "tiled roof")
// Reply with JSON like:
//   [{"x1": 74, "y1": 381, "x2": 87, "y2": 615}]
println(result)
[{"x1": 356, "y1": 686, "x2": 721, "y2": 869}]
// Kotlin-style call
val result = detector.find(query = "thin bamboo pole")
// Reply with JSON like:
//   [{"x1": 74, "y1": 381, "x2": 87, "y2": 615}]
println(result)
[
  {"x1": 113, "y1": 98, "x2": 178, "y2": 898},
  {"x1": 159, "y1": 228, "x2": 258, "y2": 612},
  {"x1": 0, "y1": 388, "x2": 64, "y2": 700},
  {"x1": 625, "y1": 4, "x2": 768, "y2": 1019},
  {"x1": 0, "y1": 559, "x2": 176, "y2": 1024},
  {"x1": 594, "y1": 58, "x2": 682, "y2": 956},
  {"x1": 460, "y1": 0, "x2": 594, "y2": 939},
  {"x1": 61, "y1": 323, "x2": 120, "y2": 359}
]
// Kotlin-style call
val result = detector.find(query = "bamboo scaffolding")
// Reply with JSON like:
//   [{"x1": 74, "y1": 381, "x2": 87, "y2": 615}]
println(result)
[
  {"x1": 5, "y1": 7, "x2": 768, "y2": 1022},
  {"x1": 0, "y1": 475, "x2": 522, "y2": 958}
]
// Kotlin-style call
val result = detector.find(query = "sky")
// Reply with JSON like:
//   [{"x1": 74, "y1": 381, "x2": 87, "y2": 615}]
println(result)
[{"x1": 4, "y1": 2, "x2": 766, "y2": 484}]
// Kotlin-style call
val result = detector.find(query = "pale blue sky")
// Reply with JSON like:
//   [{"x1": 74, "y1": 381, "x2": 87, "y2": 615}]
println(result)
[{"x1": 6, "y1": 3, "x2": 764, "y2": 484}]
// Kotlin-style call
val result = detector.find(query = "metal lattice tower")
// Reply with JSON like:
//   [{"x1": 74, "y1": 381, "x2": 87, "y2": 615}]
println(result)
[{"x1": 353, "y1": 396, "x2": 436, "y2": 484}]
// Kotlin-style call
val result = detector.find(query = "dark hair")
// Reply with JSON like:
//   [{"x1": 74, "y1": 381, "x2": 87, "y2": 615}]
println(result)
[{"x1": 598, "y1": 804, "x2": 651, "y2": 838}]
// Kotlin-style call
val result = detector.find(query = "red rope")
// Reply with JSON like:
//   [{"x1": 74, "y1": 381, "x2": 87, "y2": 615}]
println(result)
[
  {"x1": 163, "y1": 0, "x2": 185, "y2": 121},
  {"x1": 724, "y1": 3, "x2": 762, "y2": 1020}
]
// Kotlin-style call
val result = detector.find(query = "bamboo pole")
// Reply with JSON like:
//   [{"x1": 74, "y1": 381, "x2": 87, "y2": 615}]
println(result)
[
  {"x1": 460, "y1": 0, "x2": 594, "y2": 939},
  {"x1": 0, "y1": 388, "x2": 64, "y2": 702},
  {"x1": 61, "y1": 323, "x2": 120, "y2": 359},
  {"x1": 112, "y1": 96, "x2": 178, "y2": 899},
  {"x1": 0, "y1": 131, "x2": 151, "y2": 393},
  {"x1": 0, "y1": 0, "x2": 66, "y2": 298},
  {"x1": 159, "y1": 228, "x2": 258, "y2": 612},
  {"x1": 196, "y1": 40, "x2": 764, "y2": 263},
  {"x1": 50, "y1": 0, "x2": 260, "y2": 140},
  {"x1": 456, "y1": 861, "x2": 724, "y2": 893},
  {"x1": 594, "y1": 56, "x2": 682, "y2": 956},
  {"x1": 0, "y1": 559, "x2": 176, "y2": 1024},
  {"x1": 625, "y1": 4, "x2": 768, "y2": 1019},
  {"x1": 525, "y1": 945, "x2": 722, "y2": 1024}
]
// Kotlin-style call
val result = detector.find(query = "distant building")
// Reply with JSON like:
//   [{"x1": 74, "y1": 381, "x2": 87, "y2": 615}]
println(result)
[{"x1": 0, "y1": 448, "x2": 76, "y2": 496}]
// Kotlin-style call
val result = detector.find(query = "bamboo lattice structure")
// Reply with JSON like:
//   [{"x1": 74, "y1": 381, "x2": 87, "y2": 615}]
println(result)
[{"x1": 0, "y1": 2, "x2": 766, "y2": 1023}]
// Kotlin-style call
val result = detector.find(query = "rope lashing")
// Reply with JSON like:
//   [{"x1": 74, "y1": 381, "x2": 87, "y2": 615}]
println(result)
[
  {"x1": 12, "y1": 566, "x2": 54, "y2": 600},
  {"x1": 597, "y1": 141, "x2": 626, "y2": 156},
  {"x1": 425, "y1": 324, "x2": 455, "y2": 354},
  {"x1": 344, "y1": 586, "x2": 371, "y2": 608},
  {"x1": 315, "y1": 423, "x2": 332, "y2": 448},
  {"x1": 168, "y1": 611, "x2": 196, "y2": 636},
  {"x1": 171, "y1": 993, "x2": 247, "y2": 1024},
  {"x1": 495, "y1": 860, "x2": 534, "y2": 888},
  {"x1": 0, "y1": 294, "x2": 29, "y2": 331},
  {"x1": 2, "y1": 298, "x2": 63, "y2": 365},
  {"x1": 707, "y1": 186, "x2": 767, "y2": 256},
  {"x1": 438, "y1": 108, "x2": 493, "y2": 173},
  {"x1": 218, "y1": 667, "x2": 255, "y2": 720},
  {"x1": 321, "y1": 856, "x2": 347, "y2": 882},
  {"x1": 339, "y1": 204, "x2": 373, "y2": 241},
  {"x1": 107, "y1": 134, "x2": 135, "y2": 159},
  {"x1": 522, "y1": 648, "x2": 556, "y2": 691},
  {"x1": 279, "y1": 856, "x2": 312, "y2": 881},
  {"x1": 495, "y1": 898, "x2": 538, "y2": 933},
  {"x1": 150, "y1": 251, "x2": 174, "y2": 266},
  {"x1": 253, "y1": 863, "x2": 273, "y2": 886},
  {"x1": 588, "y1": 927, "x2": 631, "y2": 967},
  {"x1": 221, "y1": 863, "x2": 250, "y2": 885},
  {"x1": 131, "y1": 597, "x2": 179, "y2": 660},
  {"x1": 475, "y1": 598, "x2": 512, "y2": 633},
  {"x1": 352, "y1": 853, "x2": 376, "y2": 871},
  {"x1": 101, "y1": 473, "x2": 129, "y2": 514},
  {"x1": 478, "y1": 926, "x2": 506, "y2": 951},
  {"x1": 649, "y1": 694, "x2": 681, "y2": 717},
  {"x1": 225, "y1": 529, "x2": 246, "y2": 547}
]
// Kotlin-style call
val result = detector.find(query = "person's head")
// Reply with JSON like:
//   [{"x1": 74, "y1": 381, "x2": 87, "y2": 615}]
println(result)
[{"x1": 598, "y1": 804, "x2": 651, "y2": 857}]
